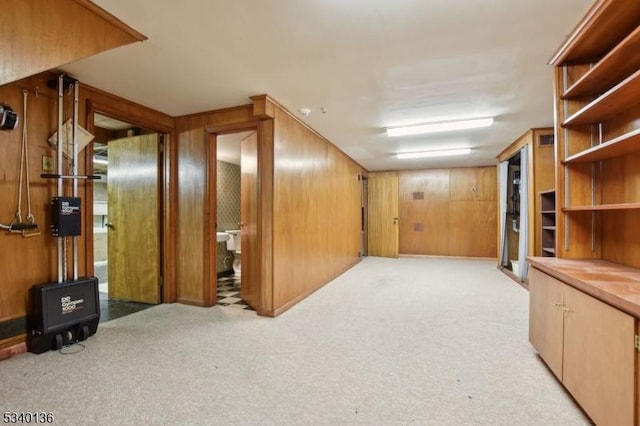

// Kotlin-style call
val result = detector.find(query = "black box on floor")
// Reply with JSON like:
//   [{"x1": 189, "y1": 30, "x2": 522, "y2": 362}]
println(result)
[
  {"x1": 51, "y1": 197, "x2": 81, "y2": 237},
  {"x1": 27, "y1": 277, "x2": 100, "y2": 354}
]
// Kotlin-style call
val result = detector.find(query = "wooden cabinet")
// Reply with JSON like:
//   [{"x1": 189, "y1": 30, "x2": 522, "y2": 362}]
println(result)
[
  {"x1": 539, "y1": 190, "x2": 556, "y2": 257},
  {"x1": 528, "y1": 267, "x2": 564, "y2": 377},
  {"x1": 529, "y1": 265, "x2": 637, "y2": 426},
  {"x1": 530, "y1": 3, "x2": 640, "y2": 422},
  {"x1": 1, "y1": 0, "x2": 146, "y2": 87}
]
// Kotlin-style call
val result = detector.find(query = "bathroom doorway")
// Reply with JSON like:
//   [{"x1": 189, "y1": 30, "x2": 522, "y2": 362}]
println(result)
[
  {"x1": 90, "y1": 112, "x2": 165, "y2": 321},
  {"x1": 214, "y1": 129, "x2": 258, "y2": 311}
]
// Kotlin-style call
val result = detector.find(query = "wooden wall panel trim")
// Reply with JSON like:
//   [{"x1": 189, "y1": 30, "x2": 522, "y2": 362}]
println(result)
[
  {"x1": 84, "y1": 85, "x2": 175, "y2": 132},
  {"x1": 71, "y1": 0, "x2": 147, "y2": 40},
  {"x1": 203, "y1": 133, "x2": 217, "y2": 306},
  {"x1": 273, "y1": 259, "x2": 361, "y2": 317},
  {"x1": 0, "y1": 339, "x2": 27, "y2": 360},
  {"x1": 175, "y1": 105, "x2": 254, "y2": 132},
  {"x1": 258, "y1": 119, "x2": 275, "y2": 314},
  {"x1": 250, "y1": 95, "x2": 276, "y2": 119},
  {"x1": 1, "y1": 0, "x2": 146, "y2": 87},
  {"x1": 497, "y1": 129, "x2": 532, "y2": 162},
  {"x1": 175, "y1": 128, "x2": 207, "y2": 303}
]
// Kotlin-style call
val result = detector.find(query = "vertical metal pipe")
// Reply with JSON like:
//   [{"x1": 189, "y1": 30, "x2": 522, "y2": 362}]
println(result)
[
  {"x1": 563, "y1": 66, "x2": 570, "y2": 252},
  {"x1": 73, "y1": 82, "x2": 79, "y2": 280},
  {"x1": 57, "y1": 75, "x2": 64, "y2": 283},
  {"x1": 591, "y1": 125, "x2": 598, "y2": 251}
]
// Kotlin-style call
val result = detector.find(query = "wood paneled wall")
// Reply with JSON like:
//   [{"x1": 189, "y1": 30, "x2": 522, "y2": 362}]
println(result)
[
  {"x1": 399, "y1": 166, "x2": 497, "y2": 258},
  {"x1": 174, "y1": 128, "x2": 207, "y2": 305},
  {"x1": 272, "y1": 106, "x2": 364, "y2": 314},
  {"x1": 0, "y1": 75, "x2": 61, "y2": 330},
  {"x1": 1, "y1": 0, "x2": 146, "y2": 87},
  {"x1": 0, "y1": 72, "x2": 175, "y2": 349},
  {"x1": 175, "y1": 97, "x2": 365, "y2": 316}
]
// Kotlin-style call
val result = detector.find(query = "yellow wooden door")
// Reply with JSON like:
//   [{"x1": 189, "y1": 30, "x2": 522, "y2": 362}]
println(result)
[
  {"x1": 107, "y1": 134, "x2": 160, "y2": 304},
  {"x1": 240, "y1": 132, "x2": 259, "y2": 310},
  {"x1": 368, "y1": 173, "x2": 399, "y2": 258}
]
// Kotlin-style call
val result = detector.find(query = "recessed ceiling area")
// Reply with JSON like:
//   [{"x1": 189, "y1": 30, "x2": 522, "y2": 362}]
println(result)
[{"x1": 62, "y1": 0, "x2": 593, "y2": 171}]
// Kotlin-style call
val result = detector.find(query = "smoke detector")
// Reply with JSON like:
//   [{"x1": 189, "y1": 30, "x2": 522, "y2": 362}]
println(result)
[{"x1": 298, "y1": 107, "x2": 311, "y2": 116}]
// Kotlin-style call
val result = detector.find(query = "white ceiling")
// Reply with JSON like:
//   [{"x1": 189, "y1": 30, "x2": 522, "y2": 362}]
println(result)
[{"x1": 62, "y1": 0, "x2": 593, "y2": 171}]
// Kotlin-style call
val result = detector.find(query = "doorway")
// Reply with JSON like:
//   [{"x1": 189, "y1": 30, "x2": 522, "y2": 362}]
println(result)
[
  {"x1": 214, "y1": 130, "x2": 257, "y2": 311},
  {"x1": 91, "y1": 112, "x2": 164, "y2": 321},
  {"x1": 499, "y1": 147, "x2": 530, "y2": 281}
]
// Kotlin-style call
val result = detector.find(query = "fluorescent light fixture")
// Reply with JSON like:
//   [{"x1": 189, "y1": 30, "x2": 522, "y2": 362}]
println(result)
[
  {"x1": 93, "y1": 157, "x2": 108, "y2": 165},
  {"x1": 396, "y1": 148, "x2": 471, "y2": 159},
  {"x1": 386, "y1": 117, "x2": 493, "y2": 137}
]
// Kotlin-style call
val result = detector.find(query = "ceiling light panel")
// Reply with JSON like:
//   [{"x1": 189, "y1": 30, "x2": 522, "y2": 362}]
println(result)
[
  {"x1": 396, "y1": 148, "x2": 471, "y2": 159},
  {"x1": 386, "y1": 118, "x2": 494, "y2": 137}
]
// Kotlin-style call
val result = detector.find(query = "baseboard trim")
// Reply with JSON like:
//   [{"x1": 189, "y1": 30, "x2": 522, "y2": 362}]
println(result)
[
  {"x1": 0, "y1": 337, "x2": 27, "y2": 361},
  {"x1": 399, "y1": 254, "x2": 498, "y2": 261},
  {"x1": 272, "y1": 259, "x2": 361, "y2": 317}
]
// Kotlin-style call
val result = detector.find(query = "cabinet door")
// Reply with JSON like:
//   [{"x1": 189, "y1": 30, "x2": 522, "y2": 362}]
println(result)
[
  {"x1": 476, "y1": 167, "x2": 497, "y2": 201},
  {"x1": 528, "y1": 268, "x2": 564, "y2": 379},
  {"x1": 562, "y1": 284, "x2": 635, "y2": 426},
  {"x1": 449, "y1": 169, "x2": 476, "y2": 201},
  {"x1": 450, "y1": 167, "x2": 496, "y2": 201}
]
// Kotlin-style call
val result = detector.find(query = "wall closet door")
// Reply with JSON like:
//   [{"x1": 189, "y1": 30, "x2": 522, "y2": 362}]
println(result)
[
  {"x1": 399, "y1": 170, "x2": 450, "y2": 255},
  {"x1": 368, "y1": 172, "x2": 399, "y2": 258},
  {"x1": 449, "y1": 167, "x2": 497, "y2": 257}
]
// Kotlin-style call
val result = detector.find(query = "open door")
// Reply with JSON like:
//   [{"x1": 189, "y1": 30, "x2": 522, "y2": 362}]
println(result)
[
  {"x1": 368, "y1": 172, "x2": 399, "y2": 258},
  {"x1": 240, "y1": 132, "x2": 259, "y2": 309},
  {"x1": 107, "y1": 134, "x2": 161, "y2": 304}
]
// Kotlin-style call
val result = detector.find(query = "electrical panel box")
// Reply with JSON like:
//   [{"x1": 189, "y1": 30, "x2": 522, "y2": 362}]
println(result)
[{"x1": 51, "y1": 197, "x2": 81, "y2": 237}]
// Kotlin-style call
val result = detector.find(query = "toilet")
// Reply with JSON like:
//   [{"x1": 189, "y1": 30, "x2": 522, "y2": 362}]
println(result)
[{"x1": 225, "y1": 229, "x2": 241, "y2": 282}]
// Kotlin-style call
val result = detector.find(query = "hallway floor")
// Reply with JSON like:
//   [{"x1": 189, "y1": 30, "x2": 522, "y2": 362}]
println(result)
[
  {"x1": 99, "y1": 291, "x2": 154, "y2": 322},
  {"x1": 216, "y1": 276, "x2": 253, "y2": 310}
]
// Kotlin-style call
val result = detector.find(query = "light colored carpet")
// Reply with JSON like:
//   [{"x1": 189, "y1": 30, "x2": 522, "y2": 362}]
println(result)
[{"x1": 0, "y1": 257, "x2": 590, "y2": 425}]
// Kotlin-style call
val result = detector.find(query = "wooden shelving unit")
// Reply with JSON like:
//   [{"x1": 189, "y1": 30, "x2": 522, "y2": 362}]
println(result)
[
  {"x1": 563, "y1": 68, "x2": 640, "y2": 127},
  {"x1": 563, "y1": 202, "x2": 640, "y2": 212},
  {"x1": 540, "y1": 190, "x2": 556, "y2": 257},
  {"x1": 562, "y1": 25, "x2": 640, "y2": 99},
  {"x1": 529, "y1": 1, "x2": 640, "y2": 424},
  {"x1": 563, "y1": 128, "x2": 640, "y2": 163}
]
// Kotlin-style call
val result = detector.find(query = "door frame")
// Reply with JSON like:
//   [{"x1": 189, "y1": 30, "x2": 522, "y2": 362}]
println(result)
[
  {"x1": 206, "y1": 121, "x2": 260, "y2": 310},
  {"x1": 85, "y1": 100, "x2": 175, "y2": 303}
]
